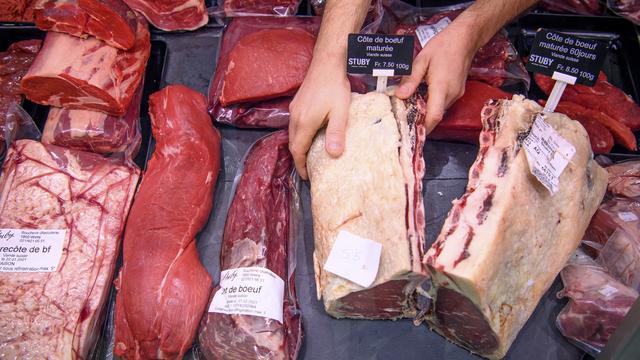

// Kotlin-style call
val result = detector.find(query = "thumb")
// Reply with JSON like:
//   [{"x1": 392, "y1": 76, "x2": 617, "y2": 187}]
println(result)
[
  {"x1": 396, "y1": 53, "x2": 429, "y2": 99},
  {"x1": 324, "y1": 99, "x2": 349, "y2": 157}
]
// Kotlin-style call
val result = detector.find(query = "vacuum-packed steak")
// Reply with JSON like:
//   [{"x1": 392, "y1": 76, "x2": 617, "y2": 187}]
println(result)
[
  {"x1": 114, "y1": 85, "x2": 221, "y2": 359},
  {"x1": 307, "y1": 89, "x2": 427, "y2": 319},
  {"x1": 0, "y1": 140, "x2": 139, "y2": 359},
  {"x1": 222, "y1": 0, "x2": 300, "y2": 16},
  {"x1": 21, "y1": 13, "x2": 149, "y2": 116},
  {"x1": 421, "y1": 96, "x2": 608, "y2": 359},
  {"x1": 199, "y1": 130, "x2": 302, "y2": 360},
  {"x1": 122, "y1": 0, "x2": 208, "y2": 31}
]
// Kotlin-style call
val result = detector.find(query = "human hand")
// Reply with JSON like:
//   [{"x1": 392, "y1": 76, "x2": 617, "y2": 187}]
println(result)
[
  {"x1": 395, "y1": 23, "x2": 477, "y2": 133},
  {"x1": 289, "y1": 61, "x2": 351, "y2": 179}
]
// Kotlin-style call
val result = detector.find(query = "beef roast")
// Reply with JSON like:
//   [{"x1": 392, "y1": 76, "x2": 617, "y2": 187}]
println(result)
[
  {"x1": 41, "y1": 82, "x2": 143, "y2": 156},
  {"x1": 0, "y1": 140, "x2": 139, "y2": 358},
  {"x1": 199, "y1": 130, "x2": 302, "y2": 360},
  {"x1": 307, "y1": 90, "x2": 427, "y2": 319},
  {"x1": 21, "y1": 13, "x2": 149, "y2": 116},
  {"x1": 33, "y1": 0, "x2": 137, "y2": 50},
  {"x1": 114, "y1": 85, "x2": 221, "y2": 359},
  {"x1": 422, "y1": 96, "x2": 608, "y2": 359},
  {"x1": 122, "y1": 0, "x2": 207, "y2": 31}
]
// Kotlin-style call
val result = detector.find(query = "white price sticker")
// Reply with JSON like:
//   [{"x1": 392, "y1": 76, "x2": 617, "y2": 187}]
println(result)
[
  {"x1": 209, "y1": 267, "x2": 285, "y2": 323},
  {"x1": 416, "y1": 17, "x2": 451, "y2": 47},
  {"x1": 0, "y1": 229, "x2": 65, "y2": 272},
  {"x1": 618, "y1": 211, "x2": 638, "y2": 222},
  {"x1": 523, "y1": 114, "x2": 576, "y2": 194},
  {"x1": 323, "y1": 230, "x2": 382, "y2": 288}
]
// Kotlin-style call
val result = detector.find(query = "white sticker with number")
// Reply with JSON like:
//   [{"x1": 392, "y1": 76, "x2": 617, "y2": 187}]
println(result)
[
  {"x1": 323, "y1": 230, "x2": 382, "y2": 288},
  {"x1": 0, "y1": 229, "x2": 65, "y2": 272},
  {"x1": 416, "y1": 17, "x2": 451, "y2": 47},
  {"x1": 523, "y1": 114, "x2": 576, "y2": 194}
]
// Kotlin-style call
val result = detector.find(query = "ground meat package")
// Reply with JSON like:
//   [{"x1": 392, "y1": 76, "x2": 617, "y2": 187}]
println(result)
[
  {"x1": 198, "y1": 131, "x2": 303, "y2": 360},
  {"x1": 212, "y1": 0, "x2": 301, "y2": 16},
  {"x1": 208, "y1": 16, "x2": 320, "y2": 128},
  {"x1": 384, "y1": 1, "x2": 530, "y2": 89}
]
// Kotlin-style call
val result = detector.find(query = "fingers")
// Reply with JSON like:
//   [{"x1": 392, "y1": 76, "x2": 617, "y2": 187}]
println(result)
[
  {"x1": 289, "y1": 118, "x2": 317, "y2": 180},
  {"x1": 324, "y1": 96, "x2": 349, "y2": 157},
  {"x1": 425, "y1": 78, "x2": 465, "y2": 134},
  {"x1": 396, "y1": 52, "x2": 429, "y2": 99}
]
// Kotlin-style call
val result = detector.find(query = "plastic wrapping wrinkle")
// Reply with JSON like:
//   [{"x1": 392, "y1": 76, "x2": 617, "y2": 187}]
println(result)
[
  {"x1": 214, "y1": 0, "x2": 301, "y2": 16},
  {"x1": 0, "y1": 139, "x2": 139, "y2": 359}
]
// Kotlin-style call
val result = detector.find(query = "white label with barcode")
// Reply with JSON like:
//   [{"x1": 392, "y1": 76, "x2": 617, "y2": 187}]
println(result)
[
  {"x1": 0, "y1": 229, "x2": 65, "y2": 272},
  {"x1": 416, "y1": 17, "x2": 451, "y2": 47}
]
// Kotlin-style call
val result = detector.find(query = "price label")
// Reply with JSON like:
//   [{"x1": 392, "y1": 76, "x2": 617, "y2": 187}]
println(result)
[
  {"x1": 416, "y1": 17, "x2": 451, "y2": 47},
  {"x1": 526, "y1": 29, "x2": 608, "y2": 86},
  {"x1": 347, "y1": 34, "x2": 413, "y2": 76},
  {"x1": 0, "y1": 229, "x2": 65, "y2": 272},
  {"x1": 323, "y1": 230, "x2": 382, "y2": 288}
]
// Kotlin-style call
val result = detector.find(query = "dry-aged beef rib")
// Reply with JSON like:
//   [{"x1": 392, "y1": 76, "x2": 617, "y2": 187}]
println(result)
[
  {"x1": 421, "y1": 96, "x2": 608, "y2": 359},
  {"x1": 114, "y1": 85, "x2": 221, "y2": 359},
  {"x1": 33, "y1": 0, "x2": 137, "y2": 50},
  {"x1": 21, "y1": 13, "x2": 149, "y2": 116},
  {"x1": 122, "y1": 0, "x2": 208, "y2": 31},
  {"x1": 307, "y1": 90, "x2": 427, "y2": 319},
  {"x1": 0, "y1": 140, "x2": 139, "y2": 359},
  {"x1": 199, "y1": 130, "x2": 302, "y2": 360}
]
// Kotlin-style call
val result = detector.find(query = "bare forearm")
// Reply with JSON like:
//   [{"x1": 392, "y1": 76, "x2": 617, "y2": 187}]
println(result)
[{"x1": 312, "y1": 0, "x2": 371, "y2": 70}]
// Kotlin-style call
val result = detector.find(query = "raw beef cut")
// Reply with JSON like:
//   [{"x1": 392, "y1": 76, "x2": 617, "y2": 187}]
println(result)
[
  {"x1": 421, "y1": 96, "x2": 608, "y2": 359},
  {"x1": 608, "y1": 0, "x2": 640, "y2": 24},
  {"x1": 114, "y1": 85, "x2": 221, "y2": 360},
  {"x1": 394, "y1": 10, "x2": 528, "y2": 88},
  {"x1": 428, "y1": 81, "x2": 511, "y2": 144},
  {"x1": 543, "y1": 100, "x2": 631, "y2": 152},
  {"x1": 199, "y1": 131, "x2": 302, "y2": 360},
  {"x1": 307, "y1": 89, "x2": 428, "y2": 319},
  {"x1": 607, "y1": 160, "x2": 640, "y2": 198},
  {"x1": 535, "y1": 73, "x2": 640, "y2": 131},
  {"x1": 122, "y1": 0, "x2": 207, "y2": 31},
  {"x1": 556, "y1": 251, "x2": 638, "y2": 352},
  {"x1": 33, "y1": 0, "x2": 137, "y2": 50},
  {"x1": 0, "y1": 0, "x2": 36, "y2": 21},
  {"x1": 21, "y1": 13, "x2": 149, "y2": 116},
  {"x1": 221, "y1": 0, "x2": 300, "y2": 15},
  {"x1": 0, "y1": 39, "x2": 41, "y2": 146},
  {"x1": 220, "y1": 28, "x2": 314, "y2": 106},
  {"x1": 0, "y1": 139, "x2": 139, "y2": 359},
  {"x1": 41, "y1": 82, "x2": 143, "y2": 156},
  {"x1": 209, "y1": 16, "x2": 321, "y2": 128},
  {"x1": 539, "y1": 0, "x2": 604, "y2": 15}
]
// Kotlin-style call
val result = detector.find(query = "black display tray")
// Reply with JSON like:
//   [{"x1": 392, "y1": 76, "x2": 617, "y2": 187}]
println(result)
[
  {"x1": 0, "y1": 25, "x2": 167, "y2": 169},
  {"x1": 513, "y1": 13, "x2": 640, "y2": 157}
]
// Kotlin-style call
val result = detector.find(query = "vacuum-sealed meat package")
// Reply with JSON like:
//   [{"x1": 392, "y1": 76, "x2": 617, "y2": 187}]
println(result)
[
  {"x1": 21, "y1": 12, "x2": 150, "y2": 116},
  {"x1": 114, "y1": 85, "x2": 221, "y2": 359},
  {"x1": 307, "y1": 89, "x2": 428, "y2": 319},
  {"x1": 33, "y1": 0, "x2": 137, "y2": 50},
  {"x1": 122, "y1": 0, "x2": 208, "y2": 31},
  {"x1": 208, "y1": 16, "x2": 319, "y2": 128},
  {"x1": 538, "y1": 0, "x2": 605, "y2": 15},
  {"x1": 421, "y1": 96, "x2": 608, "y2": 358},
  {"x1": 41, "y1": 81, "x2": 143, "y2": 156},
  {"x1": 199, "y1": 130, "x2": 302, "y2": 360},
  {"x1": 0, "y1": 139, "x2": 139, "y2": 359},
  {"x1": 214, "y1": 0, "x2": 300, "y2": 16},
  {"x1": 608, "y1": 0, "x2": 640, "y2": 24},
  {"x1": 606, "y1": 160, "x2": 640, "y2": 199}
]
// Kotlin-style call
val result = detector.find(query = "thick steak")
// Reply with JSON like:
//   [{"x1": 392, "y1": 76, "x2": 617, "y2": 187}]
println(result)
[
  {"x1": 422, "y1": 96, "x2": 608, "y2": 359},
  {"x1": 114, "y1": 85, "x2": 221, "y2": 359},
  {"x1": 0, "y1": 140, "x2": 139, "y2": 359},
  {"x1": 122, "y1": 0, "x2": 207, "y2": 31}
]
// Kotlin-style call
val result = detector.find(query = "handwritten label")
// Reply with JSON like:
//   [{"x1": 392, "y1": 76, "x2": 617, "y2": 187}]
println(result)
[
  {"x1": 523, "y1": 114, "x2": 576, "y2": 194},
  {"x1": 323, "y1": 230, "x2": 382, "y2": 288},
  {"x1": 347, "y1": 34, "x2": 413, "y2": 76},
  {"x1": 416, "y1": 17, "x2": 451, "y2": 47},
  {"x1": 209, "y1": 267, "x2": 285, "y2": 323},
  {"x1": 618, "y1": 212, "x2": 638, "y2": 222},
  {"x1": 0, "y1": 229, "x2": 65, "y2": 272}
]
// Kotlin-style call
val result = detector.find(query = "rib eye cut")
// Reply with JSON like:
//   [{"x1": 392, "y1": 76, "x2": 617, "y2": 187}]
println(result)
[
  {"x1": 21, "y1": 12, "x2": 149, "y2": 116},
  {"x1": 34, "y1": 0, "x2": 138, "y2": 50},
  {"x1": 0, "y1": 140, "x2": 139, "y2": 359},
  {"x1": 199, "y1": 131, "x2": 302, "y2": 360},
  {"x1": 421, "y1": 96, "x2": 608, "y2": 359},
  {"x1": 307, "y1": 89, "x2": 427, "y2": 319}
]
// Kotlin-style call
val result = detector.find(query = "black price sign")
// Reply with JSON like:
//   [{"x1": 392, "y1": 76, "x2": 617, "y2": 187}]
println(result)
[
  {"x1": 526, "y1": 29, "x2": 608, "y2": 86},
  {"x1": 347, "y1": 34, "x2": 414, "y2": 76}
]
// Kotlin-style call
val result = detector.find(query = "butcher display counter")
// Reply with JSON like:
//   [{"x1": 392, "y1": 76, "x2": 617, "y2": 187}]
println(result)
[{"x1": 1, "y1": 7, "x2": 640, "y2": 360}]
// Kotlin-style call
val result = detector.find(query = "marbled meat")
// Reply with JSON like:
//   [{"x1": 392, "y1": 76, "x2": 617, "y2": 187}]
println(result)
[{"x1": 122, "y1": 0, "x2": 207, "y2": 31}]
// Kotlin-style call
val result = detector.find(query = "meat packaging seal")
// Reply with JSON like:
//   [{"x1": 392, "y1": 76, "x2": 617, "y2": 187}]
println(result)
[
  {"x1": 209, "y1": 267, "x2": 286, "y2": 322},
  {"x1": 523, "y1": 114, "x2": 576, "y2": 193},
  {"x1": 415, "y1": 17, "x2": 451, "y2": 47},
  {"x1": 0, "y1": 229, "x2": 65, "y2": 272},
  {"x1": 323, "y1": 230, "x2": 383, "y2": 288}
]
